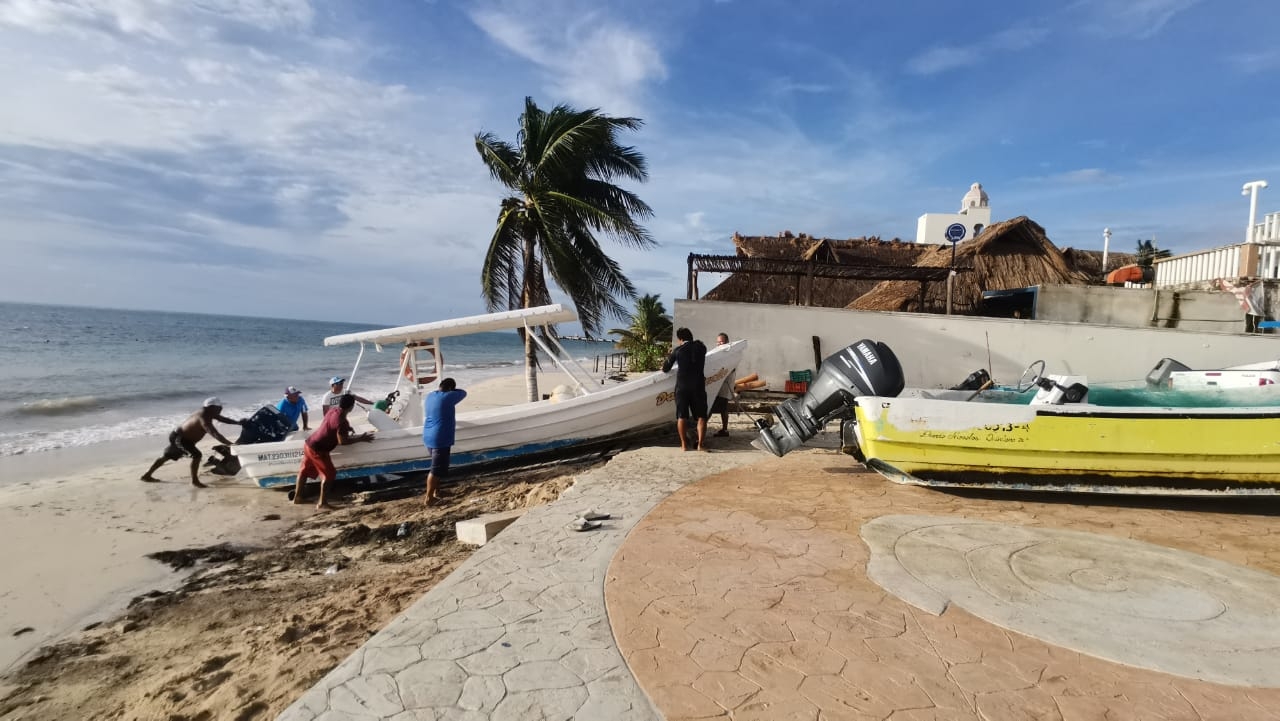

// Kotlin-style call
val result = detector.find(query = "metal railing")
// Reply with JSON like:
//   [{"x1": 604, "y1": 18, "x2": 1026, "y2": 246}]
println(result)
[
  {"x1": 593, "y1": 352, "x2": 629, "y2": 374},
  {"x1": 1154, "y1": 245, "x2": 1241, "y2": 287},
  {"x1": 1251, "y1": 212, "x2": 1280, "y2": 243}
]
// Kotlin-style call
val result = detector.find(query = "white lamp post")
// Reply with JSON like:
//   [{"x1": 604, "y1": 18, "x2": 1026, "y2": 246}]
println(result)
[
  {"x1": 1243, "y1": 180, "x2": 1268, "y2": 244},
  {"x1": 1102, "y1": 227, "x2": 1111, "y2": 272}
]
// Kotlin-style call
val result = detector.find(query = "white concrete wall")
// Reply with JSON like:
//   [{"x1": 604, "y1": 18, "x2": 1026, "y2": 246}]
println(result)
[
  {"x1": 1035, "y1": 285, "x2": 1246, "y2": 333},
  {"x1": 916, "y1": 207, "x2": 991, "y2": 244},
  {"x1": 675, "y1": 299, "x2": 1280, "y2": 390}
]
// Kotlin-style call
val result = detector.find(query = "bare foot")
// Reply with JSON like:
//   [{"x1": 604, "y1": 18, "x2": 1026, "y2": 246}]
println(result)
[
  {"x1": 191, "y1": 479, "x2": 208, "y2": 488},
  {"x1": 697, "y1": 446, "x2": 708, "y2": 452},
  {"x1": 316, "y1": 502, "x2": 334, "y2": 511},
  {"x1": 140, "y1": 475, "x2": 159, "y2": 483}
]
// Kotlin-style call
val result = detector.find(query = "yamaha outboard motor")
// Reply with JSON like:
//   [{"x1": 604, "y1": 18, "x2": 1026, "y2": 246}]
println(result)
[
  {"x1": 755, "y1": 339, "x2": 905, "y2": 457},
  {"x1": 207, "y1": 406, "x2": 294, "y2": 476}
]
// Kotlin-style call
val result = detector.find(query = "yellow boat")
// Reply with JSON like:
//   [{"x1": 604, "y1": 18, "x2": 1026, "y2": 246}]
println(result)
[
  {"x1": 750, "y1": 340, "x2": 1280, "y2": 495},
  {"x1": 846, "y1": 394, "x2": 1280, "y2": 495}
]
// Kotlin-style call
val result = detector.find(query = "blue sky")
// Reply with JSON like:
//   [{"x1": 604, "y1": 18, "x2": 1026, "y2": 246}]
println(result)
[{"x1": 1, "y1": 0, "x2": 1278, "y2": 326}]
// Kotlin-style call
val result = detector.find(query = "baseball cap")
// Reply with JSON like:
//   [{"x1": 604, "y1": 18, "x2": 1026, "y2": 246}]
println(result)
[
  {"x1": 285, "y1": 386, "x2": 302, "y2": 396},
  {"x1": 203, "y1": 396, "x2": 222, "y2": 408},
  {"x1": 329, "y1": 376, "x2": 345, "y2": 385}
]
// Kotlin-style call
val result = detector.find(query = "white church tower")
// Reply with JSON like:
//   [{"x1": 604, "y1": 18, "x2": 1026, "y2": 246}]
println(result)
[{"x1": 915, "y1": 183, "x2": 992, "y2": 244}]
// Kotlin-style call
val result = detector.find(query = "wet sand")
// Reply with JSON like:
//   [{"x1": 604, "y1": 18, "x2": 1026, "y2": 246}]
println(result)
[{"x1": 0, "y1": 370, "x2": 573, "y2": 677}]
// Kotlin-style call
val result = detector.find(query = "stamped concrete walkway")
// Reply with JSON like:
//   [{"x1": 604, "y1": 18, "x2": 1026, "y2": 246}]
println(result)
[
  {"x1": 281, "y1": 432, "x2": 1280, "y2": 720},
  {"x1": 606, "y1": 451, "x2": 1280, "y2": 720},
  {"x1": 278, "y1": 443, "x2": 764, "y2": 721}
]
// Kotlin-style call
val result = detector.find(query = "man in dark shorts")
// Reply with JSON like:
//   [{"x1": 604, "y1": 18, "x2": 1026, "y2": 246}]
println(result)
[
  {"x1": 662, "y1": 327, "x2": 708, "y2": 451},
  {"x1": 141, "y1": 397, "x2": 244, "y2": 487},
  {"x1": 293, "y1": 393, "x2": 373, "y2": 510},
  {"x1": 422, "y1": 377, "x2": 467, "y2": 506},
  {"x1": 709, "y1": 332, "x2": 732, "y2": 437}
]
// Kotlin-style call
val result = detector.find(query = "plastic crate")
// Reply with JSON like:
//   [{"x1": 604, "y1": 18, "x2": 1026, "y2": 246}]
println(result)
[
  {"x1": 788, "y1": 369, "x2": 812, "y2": 383},
  {"x1": 784, "y1": 380, "x2": 809, "y2": 394}
]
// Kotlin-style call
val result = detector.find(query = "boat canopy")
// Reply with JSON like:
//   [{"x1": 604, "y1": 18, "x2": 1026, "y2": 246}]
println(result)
[{"x1": 324, "y1": 304, "x2": 579, "y2": 347}]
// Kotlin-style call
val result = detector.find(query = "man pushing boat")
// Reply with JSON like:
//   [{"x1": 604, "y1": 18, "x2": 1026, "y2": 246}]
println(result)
[
  {"x1": 140, "y1": 397, "x2": 245, "y2": 487},
  {"x1": 293, "y1": 393, "x2": 374, "y2": 510}
]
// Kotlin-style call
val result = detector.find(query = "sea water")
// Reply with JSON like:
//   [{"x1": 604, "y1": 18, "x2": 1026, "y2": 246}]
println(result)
[{"x1": 0, "y1": 302, "x2": 614, "y2": 457}]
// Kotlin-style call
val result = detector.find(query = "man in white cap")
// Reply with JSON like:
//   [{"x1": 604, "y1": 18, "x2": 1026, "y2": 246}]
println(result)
[
  {"x1": 141, "y1": 397, "x2": 245, "y2": 487},
  {"x1": 320, "y1": 376, "x2": 371, "y2": 414}
]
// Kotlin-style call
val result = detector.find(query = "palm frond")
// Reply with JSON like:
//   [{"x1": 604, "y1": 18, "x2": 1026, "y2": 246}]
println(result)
[
  {"x1": 474, "y1": 133, "x2": 523, "y2": 188},
  {"x1": 481, "y1": 204, "x2": 525, "y2": 312}
]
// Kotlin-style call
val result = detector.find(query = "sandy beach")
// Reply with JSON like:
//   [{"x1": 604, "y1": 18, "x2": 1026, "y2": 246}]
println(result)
[{"x1": 0, "y1": 370, "x2": 580, "y2": 691}]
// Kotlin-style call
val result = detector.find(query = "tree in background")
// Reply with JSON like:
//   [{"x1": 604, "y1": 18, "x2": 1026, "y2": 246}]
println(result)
[
  {"x1": 609, "y1": 294, "x2": 673, "y2": 372},
  {"x1": 475, "y1": 97, "x2": 655, "y2": 401},
  {"x1": 1135, "y1": 239, "x2": 1172, "y2": 268}
]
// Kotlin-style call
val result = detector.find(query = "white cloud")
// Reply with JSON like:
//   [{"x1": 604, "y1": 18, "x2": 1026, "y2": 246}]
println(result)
[
  {"x1": 1073, "y1": 0, "x2": 1201, "y2": 39},
  {"x1": 906, "y1": 25, "x2": 1048, "y2": 75},
  {"x1": 906, "y1": 47, "x2": 977, "y2": 76},
  {"x1": 1227, "y1": 48, "x2": 1280, "y2": 74},
  {"x1": 470, "y1": 4, "x2": 666, "y2": 116}
]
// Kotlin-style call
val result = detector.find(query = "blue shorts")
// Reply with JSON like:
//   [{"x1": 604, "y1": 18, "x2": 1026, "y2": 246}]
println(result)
[{"x1": 429, "y1": 447, "x2": 452, "y2": 477}]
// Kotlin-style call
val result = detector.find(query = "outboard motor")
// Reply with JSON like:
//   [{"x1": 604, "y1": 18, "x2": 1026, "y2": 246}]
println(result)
[
  {"x1": 1145, "y1": 357, "x2": 1191, "y2": 389},
  {"x1": 754, "y1": 339, "x2": 905, "y2": 457},
  {"x1": 207, "y1": 405, "x2": 294, "y2": 476}
]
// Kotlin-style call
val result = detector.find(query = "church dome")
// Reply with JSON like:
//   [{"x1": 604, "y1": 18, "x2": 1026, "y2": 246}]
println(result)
[{"x1": 960, "y1": 182, "x2": 989, "y2": 211}]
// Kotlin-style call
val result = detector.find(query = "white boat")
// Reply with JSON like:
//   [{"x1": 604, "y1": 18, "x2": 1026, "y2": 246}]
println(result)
[
  {"x1": 1147, "y1": 357, "x2": 1280, "y2": 390},
  {"x1": 233, "y1": 305, "x2": 747, "y2": 488}
]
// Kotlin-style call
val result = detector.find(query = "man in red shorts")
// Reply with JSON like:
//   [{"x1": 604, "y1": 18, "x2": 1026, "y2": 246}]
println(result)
[{"x1": 292, "y1": 393, "x2": 373, "y2": 510}]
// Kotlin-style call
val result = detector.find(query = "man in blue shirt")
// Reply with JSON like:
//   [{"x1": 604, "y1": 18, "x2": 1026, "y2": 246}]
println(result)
[
  {"x1": 276, "y1": 386, "x2": 310, "y2": 432},
  {"x1": 422, "y1": 377, "x2": 467, "y2": 506}
]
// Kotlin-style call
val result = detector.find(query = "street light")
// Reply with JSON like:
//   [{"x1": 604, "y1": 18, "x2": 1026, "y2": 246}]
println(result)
[
  {"x1": 1243, "y1": 180, "x2": 1269, "y2": 244},
  {"x1": 1103, "y1": 227, "x2": 1111, "y2": 272}
]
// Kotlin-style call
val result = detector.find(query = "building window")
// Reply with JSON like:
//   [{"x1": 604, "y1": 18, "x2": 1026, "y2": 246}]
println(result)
[{"x1": 973, "y1": 224, "x2": 984, "y2": 236}]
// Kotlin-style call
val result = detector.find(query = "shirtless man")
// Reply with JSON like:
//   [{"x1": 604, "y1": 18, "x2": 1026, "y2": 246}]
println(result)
[{"x1": 141, "y1": 397, "x2": 245, "y2": 487}]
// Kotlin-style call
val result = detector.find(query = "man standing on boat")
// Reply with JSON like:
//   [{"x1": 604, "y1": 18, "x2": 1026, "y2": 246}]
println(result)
[
  {"x1": 320, "y1": 376, "x2": 372, "y2": 414},
  {"x1": 141, "y1": 397, "x2": 245, "y2": 487},
  {"x1": 293, "y1": 393, "x2": 374, "y2": 510},
  {"x1": 276, "y1": 386, "x2": 310, "y2": 432},
  {"x1": 422, "y1": 378, "x2": 467, "y2": 506},
  {"x1": 662, "y1": 328, "x2": 709, "y2": 451}
]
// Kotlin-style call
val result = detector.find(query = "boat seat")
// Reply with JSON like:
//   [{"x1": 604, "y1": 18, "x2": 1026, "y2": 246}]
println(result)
[{"x1": 366, "y1": 408, "x2": 402, "y2": 433}]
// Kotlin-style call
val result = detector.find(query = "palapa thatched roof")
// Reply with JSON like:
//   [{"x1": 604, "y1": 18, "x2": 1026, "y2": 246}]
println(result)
[
  {"x1": 848, "y1": 216, "x2": 1084, "y2": 314},
  {"x1": 702, "y1": 220, "x2": 1131, "y2": 315},
  {"x1": 1061, "y1": 247, "x2": 1139, "y2": 282},
  {"x1": 702, "y1": 231, "x2": 928, "y2": 307}
]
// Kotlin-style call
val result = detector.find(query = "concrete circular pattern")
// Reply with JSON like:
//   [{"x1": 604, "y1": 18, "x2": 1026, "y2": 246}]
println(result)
[{"x1": 863, "y1": 514, "x2": 1280, "y2": 687}]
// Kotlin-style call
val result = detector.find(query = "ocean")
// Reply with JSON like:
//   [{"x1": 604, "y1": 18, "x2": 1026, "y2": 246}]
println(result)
[{"x1": 0, "y1": 302, "x2": 616, "y2": 457}]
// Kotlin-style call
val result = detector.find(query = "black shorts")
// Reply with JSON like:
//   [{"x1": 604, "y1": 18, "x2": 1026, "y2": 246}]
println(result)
[
  {"x1": 674, "y1": 388, "x2": 708, "y2": 420},
  {"x1": 162, "y1": 430, "x2": 200, "y2": 461},
  {"x1": 429, "y1": 447, "x2": 452, "y2": 477},
  {"x1": 710, "y1": 395, "x2": 729, "y2": 415}
]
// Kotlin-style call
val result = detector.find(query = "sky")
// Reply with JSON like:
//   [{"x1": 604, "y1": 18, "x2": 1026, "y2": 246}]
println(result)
[{"x1": 1, "y1": 0, "x2": 1278, "y2": 327}]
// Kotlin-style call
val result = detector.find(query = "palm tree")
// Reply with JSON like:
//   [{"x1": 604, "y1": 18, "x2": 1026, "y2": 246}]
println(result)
[
  {"x1": 475, "y1": 97, "x2": 655, "y2": 401},
  {"x1": 1135, "y1": 238, "x2": 1172, "y2": 268},
  {"x1": 609, "y1": 294, "x2": 673, "y2": 372}
]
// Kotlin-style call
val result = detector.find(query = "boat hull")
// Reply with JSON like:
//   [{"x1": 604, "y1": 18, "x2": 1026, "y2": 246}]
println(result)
[
  {"x1": 234, "y1": 341, "x2": 746, "y2": 488},
  {"x1": 850, "y1": 396, "x2": 1280, "y2": 495}
]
